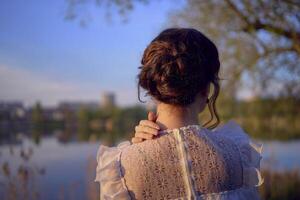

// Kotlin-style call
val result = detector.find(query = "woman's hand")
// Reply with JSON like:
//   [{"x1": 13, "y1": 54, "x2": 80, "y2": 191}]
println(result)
[{"x1": 131, "y1": 111, "x2": 160, "y2": 144}]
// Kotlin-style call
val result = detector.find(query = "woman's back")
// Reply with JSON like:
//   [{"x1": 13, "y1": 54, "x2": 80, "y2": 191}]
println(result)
[{"x1": 95, "y1": 121, "x2": 263, "y2": 199}]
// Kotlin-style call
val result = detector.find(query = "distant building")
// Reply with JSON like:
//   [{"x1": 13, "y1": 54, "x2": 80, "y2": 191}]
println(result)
[
  {"x1": 0, "y1": 101, "x2": 29, "y2": 141},
  {"x1": 41, "y1": 107, "x2": 64, "y2": 121},
  {"x1": 101, "y1": 92, "x2": 115, "y2": 108},
  {"x1": 0, "y1": 101, "x2": 25, "y2": 118}
]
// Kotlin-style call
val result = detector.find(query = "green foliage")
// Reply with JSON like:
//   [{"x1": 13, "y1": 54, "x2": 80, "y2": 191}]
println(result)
[
  {"x1": 30, "y1": 102, "x2": 65, "y2": 144},
  {"x1": 168, "y1": 0, "x2": 300, "y2": 98},
  {"x1": 77, "y1": 107, "x2": 92, "y2": 141},
  {"x1": 75, "y1": 105, "x2": 147, "y2": 144},
  {"x1": 28, "y1": 96, "x2": 299, "y2": 142},
  {"x1": 200, "y1": 96, "x2": 300, "y2": 140},
  {"x1": 31, "y1": 102, "x2": 43, "y2": 132}
]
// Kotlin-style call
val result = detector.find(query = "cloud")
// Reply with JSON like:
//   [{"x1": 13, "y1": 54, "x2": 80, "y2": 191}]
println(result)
[{"x1": 0, "y1": 65, "x2": 138, "y2": 107}]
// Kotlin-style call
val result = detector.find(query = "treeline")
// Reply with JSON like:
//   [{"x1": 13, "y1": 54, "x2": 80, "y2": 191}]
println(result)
[
  {"x1": 77, "y1": 96, "x2": 300, "y2": 142},
  {"x1": 28, "y1": 96, "x2": 300, "y2": 143},
  {"x1": 75, "y1": 105, "x2": 147, "y2": 144},
  {"x1": 215, "y1": 97, "x2": 300, "y2": 140},
  {"x1": 30, "y1": 104, "x2": 147, "y2": 145}
]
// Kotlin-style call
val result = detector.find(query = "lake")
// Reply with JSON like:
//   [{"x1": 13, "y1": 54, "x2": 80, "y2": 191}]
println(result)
[{"x1": 0, "y1": 136, "x2": 300, "y2": 200}]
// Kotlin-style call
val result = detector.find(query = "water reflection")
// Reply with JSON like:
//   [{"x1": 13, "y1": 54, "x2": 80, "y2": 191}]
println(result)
[
  {"x1": 260, "y1": 140, "x2": 300, "y2": 171},
  {"x1": 1, "y1": 136, "x2": 300, "y2": 200},
  {"x1": 0, "y1": 136, "x2": 100, "y2": 200}
]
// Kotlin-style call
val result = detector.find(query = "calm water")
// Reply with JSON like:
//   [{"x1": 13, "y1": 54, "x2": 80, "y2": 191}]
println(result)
[{"x1": 0, "y1": 136, "x2": 300, "y2": 200}]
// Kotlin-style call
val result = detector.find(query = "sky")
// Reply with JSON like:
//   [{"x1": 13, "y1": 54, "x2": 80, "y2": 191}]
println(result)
[{"x1": 0, "y1": 0, "x2": 185, "y2": 107}]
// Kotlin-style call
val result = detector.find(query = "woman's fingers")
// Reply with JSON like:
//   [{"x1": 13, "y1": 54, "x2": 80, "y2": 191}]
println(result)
[
  {"x1": 148, "y1": 111, "x2": 157, "y2": 121},
  {"x1": 131, "y1": 112, "x2": 159, "y2": 143},
  {"x1": 135, "y1": 125, "x2": 159, "y2": 135},
  {"x1": 139, "y1": 120, "x2": 160, "y2": 130},
  {"x1": 135, "y1": 132, "x2": 154, "y2": 140},
  {"x1": 131, "y1": 137, "x2": 144, "y2": 144}
]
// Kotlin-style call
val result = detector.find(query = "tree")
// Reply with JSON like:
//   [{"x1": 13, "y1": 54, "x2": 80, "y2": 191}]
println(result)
[
  {"x1": 65, "y1": 0, "x2": 300, "y2": 98},
  {"x1": 64, "y1": 0, "x2": 149, "y2": 26},
  {"x1": 77, "y1": 106, "x2": 90, "y2": 141},
  {"x1": 169, "y1": 0, "x2": 300, "y2": 98},
  {"x1": 31, "y1": 102, "x2": 43, "y2": 144}
]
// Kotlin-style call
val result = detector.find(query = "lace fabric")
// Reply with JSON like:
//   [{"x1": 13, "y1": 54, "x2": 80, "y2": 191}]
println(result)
[
  {"x1": 121, "y1": 130, "x2": 188, "y2": 199},
  {"x1": 95, "y1": 120, "x2": 263, "y2": 200}
]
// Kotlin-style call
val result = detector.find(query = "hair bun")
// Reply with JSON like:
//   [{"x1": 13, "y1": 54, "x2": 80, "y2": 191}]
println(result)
[{"x1": 138, "y1": 28, "x2": 220, "y2": 107}]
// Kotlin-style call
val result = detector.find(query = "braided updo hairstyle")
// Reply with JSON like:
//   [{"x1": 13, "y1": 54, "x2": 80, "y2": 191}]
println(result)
[{"x1": 138, "y1": 28, "x2": 220, "y2": 129}]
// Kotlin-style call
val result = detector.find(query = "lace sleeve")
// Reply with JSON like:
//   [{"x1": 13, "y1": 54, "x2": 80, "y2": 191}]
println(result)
[
  {"x1": 215, "y1": 120, "x2": 264, "y2": 187},
  {"x1": 95, "y1": 140, "x2": 131, "y2": 200}
]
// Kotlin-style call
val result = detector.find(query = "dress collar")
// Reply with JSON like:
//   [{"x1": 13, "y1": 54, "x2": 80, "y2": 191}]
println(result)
[{"x1": 158, "y1": 124, "x2": 203, "y2": 135}]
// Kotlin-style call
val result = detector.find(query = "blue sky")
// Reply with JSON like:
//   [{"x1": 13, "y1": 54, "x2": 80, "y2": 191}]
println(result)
[{"x1": 0, "y1": 0, "x2": 185, "y2": 107}]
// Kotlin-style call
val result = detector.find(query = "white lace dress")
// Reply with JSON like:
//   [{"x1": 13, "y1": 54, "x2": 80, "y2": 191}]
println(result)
[{"x1": 95, "y1": 120, "x2": 263, "y2": 200}]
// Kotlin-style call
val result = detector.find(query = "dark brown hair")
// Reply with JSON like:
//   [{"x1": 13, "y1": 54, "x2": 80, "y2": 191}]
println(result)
[{"x1": 138, "y1": 28, "x2": 220, "y2": 129}]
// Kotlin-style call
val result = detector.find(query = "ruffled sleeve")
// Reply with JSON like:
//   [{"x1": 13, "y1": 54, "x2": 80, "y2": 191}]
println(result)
[
  {"x1": 95, "y1": 140, "x2": 131, "y2": 200},
  {"x1": 215, "y1": 120, "x2": 264, "y2": 188}
]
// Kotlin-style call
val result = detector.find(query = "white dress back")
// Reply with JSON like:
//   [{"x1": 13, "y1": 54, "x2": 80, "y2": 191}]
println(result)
[{"x1": 95, "y1": 120, "x2": 263, "y2": 200}]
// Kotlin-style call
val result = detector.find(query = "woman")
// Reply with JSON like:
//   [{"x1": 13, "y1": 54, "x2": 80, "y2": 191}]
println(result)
[{"x1": 95, "y1": 28, "x2": 263, "y2": 200}]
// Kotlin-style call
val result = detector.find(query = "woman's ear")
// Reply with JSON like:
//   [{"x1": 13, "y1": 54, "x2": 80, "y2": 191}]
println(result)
[
  {"x1": 200, "y1": 84, "x2": 210, "y2": 99},
  {"x1": 195, "y1": 84, "x2": 211, "y2": 113}
]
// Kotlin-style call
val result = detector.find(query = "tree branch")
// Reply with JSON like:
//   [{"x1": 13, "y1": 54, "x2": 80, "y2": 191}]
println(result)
[
  {"x1": 252, "y1": 21, "x2": 300, "y2": 41},
  {"x1": 224, "y1": 0, "x2": 252, "y2": 26},
  {"x1": 225, "y1": 0, "x2": 300, "y2": 54}
]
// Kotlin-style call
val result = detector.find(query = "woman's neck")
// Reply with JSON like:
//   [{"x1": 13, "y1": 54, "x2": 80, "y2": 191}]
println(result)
[{"x1": 155, "y1": 103, "x2": 199, "y2": 130}]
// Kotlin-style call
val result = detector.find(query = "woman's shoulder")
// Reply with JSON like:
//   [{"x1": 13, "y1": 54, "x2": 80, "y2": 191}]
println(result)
[
  {"x1": 213, "y1": 120, "x2": 249, "y2": 138},
  {"x1": 208, "y1": 120, "x2": 255, "y2": 148},
  {"x1": 211, "y1": 120, "x2": 263, "y2": 159},
  {"x1": 94, "y1": 140, "x2": 131, "y2": 199},
  {"x1": 95, "y1": 140, "x2": 131, "y2": 173},
  {"x1": 94, "y1": 140, "x2": 131, "y2": 179},
  {"x1": 210, "y1": 120, "x2": 264, "y2": 187},
  {"x1": 95, "y1": 131, "x2": 175, "y2": 170}
]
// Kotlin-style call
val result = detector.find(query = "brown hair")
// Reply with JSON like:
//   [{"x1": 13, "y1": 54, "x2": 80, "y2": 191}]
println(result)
[{"x1": 138, "y1": 28, "x2": 220, "y2": 129}]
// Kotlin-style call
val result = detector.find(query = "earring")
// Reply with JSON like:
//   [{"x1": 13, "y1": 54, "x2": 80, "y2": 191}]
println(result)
[{"x1": 206, "y1": 98, "x2": 209, "y2": 104}]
